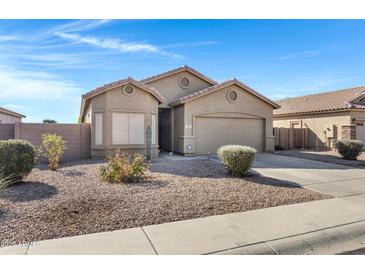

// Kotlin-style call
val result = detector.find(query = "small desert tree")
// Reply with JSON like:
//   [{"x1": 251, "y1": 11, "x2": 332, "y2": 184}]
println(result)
[
  {"x1": 43, "y1": 119, "x2": 57, "y2": 124},
  {"x1": 39, "y1": 133, "x2": 67, "y2": 171}
]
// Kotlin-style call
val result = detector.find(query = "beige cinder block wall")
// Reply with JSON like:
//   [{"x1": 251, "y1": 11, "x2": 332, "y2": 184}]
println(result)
[
  {"x1": 273, "y1": 111, "x2": 352, "y2": 149},
  {"x1": 88, "y1": 85, "x2": 159, "y2": 158},
  {"x1": 174, "y1": 84, "x2": 275, "y2": 154},
  {"x1": 14, "y1": 123, "x2": 90, "y2": 161}
]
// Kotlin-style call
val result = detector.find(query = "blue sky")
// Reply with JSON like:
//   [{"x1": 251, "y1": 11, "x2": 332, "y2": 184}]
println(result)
[{"x1": 1, "y1": 19, "x2": 365, "y2": 123}]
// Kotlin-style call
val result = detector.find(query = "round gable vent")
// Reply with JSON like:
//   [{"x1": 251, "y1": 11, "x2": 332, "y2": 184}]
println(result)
[
  {"x1": 227, "y1": 90, "x2": 238, "y2": 102},
  {"x1": 179, "y1": 76, "x2": 191, "y2": 89},
  {"x1": 123, "y1": 84, "x2": 135, "y2": 96}
]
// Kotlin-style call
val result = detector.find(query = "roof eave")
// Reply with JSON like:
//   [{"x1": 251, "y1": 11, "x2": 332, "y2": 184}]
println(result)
[
  {"x1": 273, "y1": 107, "x2": 355, "y2": 118},
  {"x1": 80, "y1": 79, "x2": 167, "y2": 120},
  {"x1": 0, "y1": 108, "x2": 26, "y2": 118},
  {"x1": 170, "y1": 80, "x2": 280, "y2": 109},
  {"x1": 141, "y1": 66, "x2": 218, "y2": 86}
]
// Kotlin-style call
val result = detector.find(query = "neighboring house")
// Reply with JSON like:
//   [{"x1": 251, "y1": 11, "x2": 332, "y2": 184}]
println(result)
[
  {"x1": 0, "y1": 107, "x2": 25, "y2": 124},
  {"x1": 80, "y1": 65, "x2": 279, "y2": 158},
  {"x1": 273, "y1": 87, "x2": 365, "y2": 150}
]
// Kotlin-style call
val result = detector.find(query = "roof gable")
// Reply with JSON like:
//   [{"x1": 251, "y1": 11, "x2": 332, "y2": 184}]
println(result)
[
  {"x1": 0, "y1": 107, "x2": 25, "y2": 118},
  {"x1": 274, "y1": 86, "x2": 365, "y2": 116},
  {"x1": 170, "y1": 79, "x2": 280, "y2": 109},
  {"x1": 141, "y1": 65, "x2": 218, "y2": 86},
  {"x1": 80, "y1": 77, "x2": 166, "y2": 119}
]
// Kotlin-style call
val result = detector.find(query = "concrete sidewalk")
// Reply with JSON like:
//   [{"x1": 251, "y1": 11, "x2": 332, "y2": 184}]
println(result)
[{"x1": 2, "y1": 194, "x2": 365, "y2": 255}]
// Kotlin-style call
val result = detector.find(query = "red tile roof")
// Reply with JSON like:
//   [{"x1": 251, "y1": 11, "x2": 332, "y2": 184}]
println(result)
[{"x1": 274, "y1": 86, "x2": 365, "y2": 117}]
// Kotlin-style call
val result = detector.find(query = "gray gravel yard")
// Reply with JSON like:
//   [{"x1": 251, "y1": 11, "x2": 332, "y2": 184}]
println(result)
[{"x1": 0, "y1": 158, "x2": 330, "y2": 246}]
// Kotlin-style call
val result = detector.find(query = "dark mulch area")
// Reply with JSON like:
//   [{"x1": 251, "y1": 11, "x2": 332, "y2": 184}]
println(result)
[{"x1": 0, "y1": 158, "x2": 330, "y2": 246}]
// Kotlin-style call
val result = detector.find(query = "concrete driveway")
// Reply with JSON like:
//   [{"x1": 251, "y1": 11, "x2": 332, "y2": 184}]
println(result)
[{"x1": 252, "y1": 153, "x2": 365, "y2": 197}]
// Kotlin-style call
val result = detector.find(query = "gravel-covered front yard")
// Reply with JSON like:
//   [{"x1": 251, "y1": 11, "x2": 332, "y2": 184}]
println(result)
[
  {"x1": 275, "y1": 150, "x2": 365, "y2": 168},
  {"x1": 0, "y1": 158, "x2": 330, "y2": 246}
]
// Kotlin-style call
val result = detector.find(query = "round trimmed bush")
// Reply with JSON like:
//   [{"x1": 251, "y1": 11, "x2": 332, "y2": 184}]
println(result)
[
  {"x1": 217, "y1": 145, "x2": 256, "y2": 177},
  {"x1": 0, "y1": 139, "x2": 35, "y2": 181},
  {"x1": 336, "y1": 139, "x2": 364, "y2": 160}
]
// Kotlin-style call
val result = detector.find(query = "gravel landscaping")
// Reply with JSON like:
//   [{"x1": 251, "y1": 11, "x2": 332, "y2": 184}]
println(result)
[
  {"x1": 275, "y1": 150, "x2": 365, "y2": 168},
  {"x1": 0, "y1": 158, "x2": 330, "y2": 246}
]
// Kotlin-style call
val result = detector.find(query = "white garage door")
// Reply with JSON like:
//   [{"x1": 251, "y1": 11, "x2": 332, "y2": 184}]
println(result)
[
  {"x1": 195, "y1": 117, "x2": 265, "y2": 154},
  {"x1": 357, "y1": 125, "x2": 365, "y2": 150}
]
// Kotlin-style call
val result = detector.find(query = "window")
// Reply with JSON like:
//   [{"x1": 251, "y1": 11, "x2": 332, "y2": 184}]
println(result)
[
  {"x1": 112, "y1": 112, "x2": 145, "y2": 145},
  {"x1": 179, "y1": 76, "x2": 191, "y2": 89},
  {"x1": 112, "y1": 113, "x2": 128, "y2": 144},
  {"x1": 94, "y1": 113, "x2": 103, "y2": 145},
  {"x1": 151, "y1": 114, "x2": 156, "y2": 145}
]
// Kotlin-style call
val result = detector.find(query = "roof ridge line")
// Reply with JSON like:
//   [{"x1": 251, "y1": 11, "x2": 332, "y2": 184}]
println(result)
[
  {"x1": 140, "y1": 65, "x2": 218, "y2": 85},
  {"x1": 276, "y1": 85, "x2": 365, "y2": 102}
]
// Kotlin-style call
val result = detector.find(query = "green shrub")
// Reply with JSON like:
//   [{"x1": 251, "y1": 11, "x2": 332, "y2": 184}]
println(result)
[
  {"x1": 0, "y1": 140, "x2": 35, "y2": 182},
  {"x1": 39, "y1": 133, "x2": 67, "y2": 171},
  {"x1": 0, "y1": 173, "x2": 17, "y2": 190},
  {"x1": 336, "y1": 139, "x2": 364, "y2": 160},
  {"x1": 217, "y1": 145, "x2": 256, "y2": 177},
  {"x1": 101, "y1": 150, "x2": 149, "y2": 183}
]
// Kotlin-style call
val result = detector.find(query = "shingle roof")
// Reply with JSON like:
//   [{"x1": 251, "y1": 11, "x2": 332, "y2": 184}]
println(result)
[
  {"x1": 0, "y1": 107, "x2": 25, "y2": 118},
  {"x1": 141, "y1": 65, "x2": 218, "y2": 85},
  {"x1": 274, "y1": 86, "x2": 365, "y2": 117},
  {"x1": 170, "y1": 78, "x2": 280, "y2": 109}
]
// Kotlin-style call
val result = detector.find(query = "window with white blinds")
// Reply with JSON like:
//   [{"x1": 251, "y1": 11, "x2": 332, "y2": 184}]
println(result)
[
  {"x1": 94, "y1": 113, "x2": 103, "y2": 145},
  {"x1": 151, "y1": 114, "x2": 156, "y2": 145},
  {"x1": 112, "y1": 112, "x2": 145, "y2": 145}
]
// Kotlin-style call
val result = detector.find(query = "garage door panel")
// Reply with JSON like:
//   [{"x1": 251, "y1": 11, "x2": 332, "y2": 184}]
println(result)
[
  {"x1": 357, "y1": 125, "x2": 365, "y2": 150},
  {"x1": 195, "y1": 117, "x2": 264, "y2": 154}
]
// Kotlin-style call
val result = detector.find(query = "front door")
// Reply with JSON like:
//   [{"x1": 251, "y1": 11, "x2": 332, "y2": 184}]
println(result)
[{"x1": 158, "y1": 108, "x2": 173, "y2": 151}]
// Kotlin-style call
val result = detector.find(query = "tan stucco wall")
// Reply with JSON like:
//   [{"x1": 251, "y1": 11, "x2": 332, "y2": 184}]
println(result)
[
  {"x1": 175, "y1": 84, "x2": 275, "y2": 154},
  {"x1": 145, "y1": 71, "x2": 213, "y2": 106},
  {"x1": 351, "y1": 110, "x2": 365, "y2": 144},
  {"x1": 0, "y1": 113, "x2": 21, "y2": 124},
  {"x1": 351, "y1": 110, "x2": 365, "y2": 123},
  {"x1": 84, "y1": 105, "x2": 92, "y2": 123},
  {"x1": 89, "y1": 84, "x2": 159, "y2": 158},
  {"x1": 273, "y1": 111, "x2": 352, "y2": 149}
]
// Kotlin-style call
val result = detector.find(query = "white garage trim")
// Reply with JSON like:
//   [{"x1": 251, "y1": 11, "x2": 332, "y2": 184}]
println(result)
[{"x1": 356, "y1": 125, "x2": 365, "y2": 150}]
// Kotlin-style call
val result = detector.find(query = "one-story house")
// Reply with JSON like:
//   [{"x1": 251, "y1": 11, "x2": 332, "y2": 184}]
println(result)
[
  {"x1": 273, "y1": 87, "x2": 365, "y2": 150},
  {"x1": 80, "y1": 65, "x2": 280, "y2": 158},
  {"x1": 0, "y1": 107, "x2": 25, "y2": 124}
]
